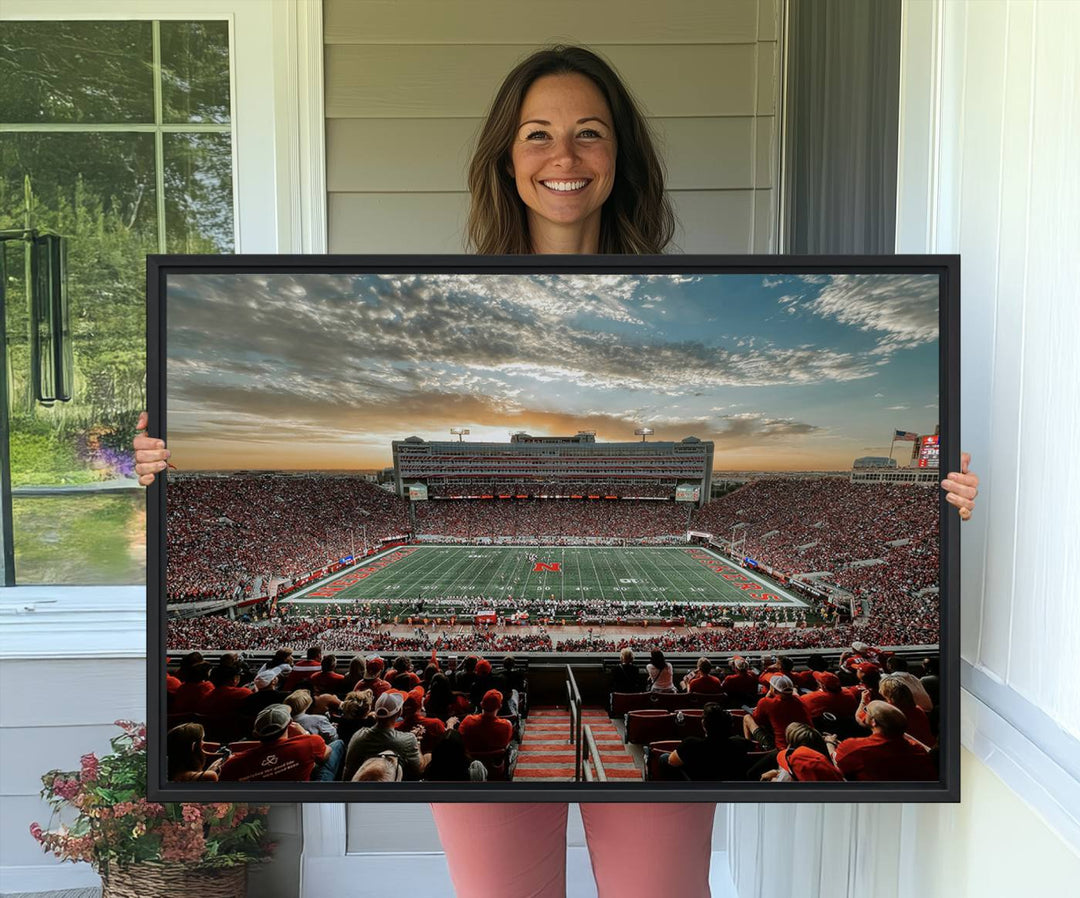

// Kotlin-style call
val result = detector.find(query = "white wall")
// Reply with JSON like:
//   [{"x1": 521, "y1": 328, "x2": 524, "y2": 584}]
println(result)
[
  {"x1": 729, "y1": 1, "x2": 1080, "y2": 893},
  {"x1": 323, "y1": 0, "x2": 782, "y2": 254}
]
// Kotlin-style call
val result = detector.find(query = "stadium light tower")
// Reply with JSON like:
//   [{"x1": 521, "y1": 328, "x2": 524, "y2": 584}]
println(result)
[
  {"x1": 635, "y1": 427, "x2": 654, "y2": 443},
  {"x1": 449, "y1": 427, "x2": 470, "y2": 442}
]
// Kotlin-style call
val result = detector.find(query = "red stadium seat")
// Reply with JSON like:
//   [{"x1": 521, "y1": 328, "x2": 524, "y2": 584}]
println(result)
[
  {"x1": 227, "y1": 740, "x2": 260, "y2": 753},
  {"x1": 611, "y1": 692, "x2": 655, "y2": 716},
  {"x1": 467, "y1": 745, "x2": 516, "y2": 781},
  {"x1": 676, "y1": 709, "x2": 705, "y2": 739},
  {"x1": 653, "y1": 692, "x2": 712, "y2": 711},
  {"x1": 644, "y1": 740, "x2": 683, "y2": 781},
  {"x1": 625, "y1": 710, "x2": 677, "y2": 744}
]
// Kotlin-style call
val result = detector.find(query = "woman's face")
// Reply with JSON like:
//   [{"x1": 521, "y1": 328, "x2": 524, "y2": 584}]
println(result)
[{"x1": 509, "y1": 73, "x2": 616, "y2": 238}]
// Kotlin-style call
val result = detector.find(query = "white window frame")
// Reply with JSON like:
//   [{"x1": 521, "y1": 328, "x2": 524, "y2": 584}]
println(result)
[{"x1": 0, "y1": 0, "x2": 326, "y2": 657}]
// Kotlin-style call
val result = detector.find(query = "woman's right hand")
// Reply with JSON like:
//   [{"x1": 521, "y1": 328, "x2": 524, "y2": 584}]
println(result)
[{"x1": 133, "y1": 410, "x2": 170, "y2": 486}]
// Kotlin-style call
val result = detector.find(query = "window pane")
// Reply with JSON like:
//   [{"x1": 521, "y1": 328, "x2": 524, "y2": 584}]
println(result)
[
  {"x1": 1, "y1": 132, "x2": 157, "y2": 466},
  {"x1": 160, "y1": 21, "x2": 232, "y2": 124},
  {"x1": 2, "y1": 132, "x2": 155, "y2": 584},
  {"x1": 13, "y1": 494, "x2": 146, "y2": 585},
  {"x1": 0, "y1": 21, "x2": 154, "y2": 124},
  {"x1": 164, "y1": 133, "x2": 235, "y2": 253}
]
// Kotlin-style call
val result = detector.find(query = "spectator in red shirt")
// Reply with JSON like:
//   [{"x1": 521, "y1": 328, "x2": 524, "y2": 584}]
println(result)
[
  {"x1": 165, "y1": 657, "x2": 181, "y2": 695},
  {"x1": 790, "y1": 654, "x2": 826, "y2": 692},
  {"x1": 721, "y1": 657, "x2": 759, "y2": 708},
  {"x1": 359, "y1": 658, "x2": 393, "y2": 699},
  {"x1": 758, "y1": 655, "x2": 795, "y2": 689},
  {"x1": 743, "y1": 675, "x2": 811, "y2": 750},
  {"x1": 169, "y1": 660, "x2": 213, "y2": 714},
  {"x1": 220, "y1": 704, "x2": 342, "y2": 782},
  {"x1": 283, "y1": 645, "x2": 322, "y2": 691},
  {"x1": 201, "y1": 663, "x2": 252, "y2": 717},
  {"x1": 761, "y1": 723, "x2": 844, "y2": 783},
  {"x1": 397, "y1": 686, "x2": 449, "y2": 754},
  {"x1": 844, "y1": 664, "x2": 884, "y2": 706},
  {"x1": 310, "y1": 654, "x2": 346, "y2": 696},
  {"x1": 879, "y1": 676, "x2": 935, "y2": 747},
  {"x1": 800, "y1": 671, "x2": 859, "y2": 721},
  {"x1": 459, "y1": 689, "x2": 514, "y2": 756},
  {"x1": 682, "y1": 657, "x2": 724, "y2": 695},
  {"x1": 388, "y1": 655, "x2": 421, "y2": 690},
  {"x1": 831, "y1": 701, "x2": 937, "y2": 781}
]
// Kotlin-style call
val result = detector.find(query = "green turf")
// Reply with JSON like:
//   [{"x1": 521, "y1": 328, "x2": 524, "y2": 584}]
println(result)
[{"x1": 288, "y1": 545, "x2": 806, "y2": 609}]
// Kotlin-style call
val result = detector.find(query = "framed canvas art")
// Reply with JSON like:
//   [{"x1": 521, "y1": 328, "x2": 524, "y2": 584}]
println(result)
[{"x1": 148, "y1": 254, "x2": 959, "y2": 802}]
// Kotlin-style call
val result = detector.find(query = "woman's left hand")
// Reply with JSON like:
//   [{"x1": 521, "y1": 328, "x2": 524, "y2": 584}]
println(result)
[{"x1": 941, "y1": 452, "x2": 979, "y2": 520}]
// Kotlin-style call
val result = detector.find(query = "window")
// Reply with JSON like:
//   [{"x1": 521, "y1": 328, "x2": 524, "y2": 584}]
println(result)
[{"x1": 0, "y1": 19, "x2": 234, "y2": 584}]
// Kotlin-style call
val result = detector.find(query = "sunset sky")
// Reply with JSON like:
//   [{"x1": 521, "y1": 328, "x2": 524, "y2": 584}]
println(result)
[{"x1": 165, "y1": 270, "x2": 940, "y2": 472}]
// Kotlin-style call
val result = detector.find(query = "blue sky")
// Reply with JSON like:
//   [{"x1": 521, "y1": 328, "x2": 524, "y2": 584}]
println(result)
[{"x1": 166, "y1": 271, "x2": 940, "y2": 472}]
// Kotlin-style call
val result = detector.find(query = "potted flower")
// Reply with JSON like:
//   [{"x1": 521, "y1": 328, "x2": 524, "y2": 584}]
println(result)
[{"x1": 30, "y1": 720, "x2": 273, "y2": 897}]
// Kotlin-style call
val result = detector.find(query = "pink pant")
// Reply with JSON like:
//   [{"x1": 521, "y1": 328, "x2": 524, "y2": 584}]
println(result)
[{"x1": 431, "y1": 802, "x2": 716, "y2": 898}]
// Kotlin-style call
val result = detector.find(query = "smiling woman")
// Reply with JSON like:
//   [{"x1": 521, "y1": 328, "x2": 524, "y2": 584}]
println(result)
[{"x1": 466, "y1": 45, "x2": 674, "y2": 255}]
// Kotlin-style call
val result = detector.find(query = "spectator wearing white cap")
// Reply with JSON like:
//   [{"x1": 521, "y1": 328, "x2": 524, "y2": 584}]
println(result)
[
  {"x1": 742, "y1": 675, "x2": 812, "y2": 751},
  {"x1": 342, "y1": 691, "x2": 428, "y2": 781},
  {"x1": 238, "y1": 664, "x2": 290, "y2": 720}
]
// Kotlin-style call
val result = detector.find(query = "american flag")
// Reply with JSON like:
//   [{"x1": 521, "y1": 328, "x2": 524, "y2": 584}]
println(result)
[{"x1": 894, "y1": 430, "x2": 919, "y2": 441}]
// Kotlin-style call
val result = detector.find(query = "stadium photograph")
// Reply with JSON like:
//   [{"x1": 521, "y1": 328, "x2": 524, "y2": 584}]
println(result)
[{"x1": 154, "y1": 262, "x2": 949, "y2": 797}]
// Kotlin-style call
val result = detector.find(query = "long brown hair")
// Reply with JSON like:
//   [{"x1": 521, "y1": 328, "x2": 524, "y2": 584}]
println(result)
[
  {"x1": 467, "y1": 45, "x2": 675, "y2": 254},
  {"x1": 167, "y1": 722, "x2": 206, "y2": 780}
]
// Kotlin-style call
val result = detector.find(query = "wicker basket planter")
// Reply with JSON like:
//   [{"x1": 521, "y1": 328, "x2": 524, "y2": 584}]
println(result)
[{"x1": 101, "y1": 862, "x2": 247, "y2": 898}]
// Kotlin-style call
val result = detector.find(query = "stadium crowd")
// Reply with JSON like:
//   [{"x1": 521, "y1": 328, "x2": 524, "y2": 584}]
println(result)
[
  {"x1": 690, "y1": 479, "x2": 937, "y2": 577},
  {"x1": 414, "y1": 499, "x2": 688, "y2": 541},
  {"x1": 165, "y1": 474, "x2": 941, "y2": 659},
  {"x1": 167, "y1": 649, "x2": 526, "y2": 783},
  {"x1": 167, "y1": 475, "x2": 408, "y2": 603},
  {"x1": 425, "y1": 481, "x2": 679, "y2": 499},
  {"x1": 167, "y1": 643, "x2": 939, "y2": 784}
]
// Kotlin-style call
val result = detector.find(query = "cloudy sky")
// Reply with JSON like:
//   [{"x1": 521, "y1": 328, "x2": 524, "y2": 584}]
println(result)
[{"x1": 165, "y1": 270, "x2": 940, "y2": 472}]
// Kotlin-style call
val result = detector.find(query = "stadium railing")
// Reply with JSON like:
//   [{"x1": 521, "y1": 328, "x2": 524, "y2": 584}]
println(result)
[{"x1": 582, "y1": 725, "x2": 607, "y2": 783}]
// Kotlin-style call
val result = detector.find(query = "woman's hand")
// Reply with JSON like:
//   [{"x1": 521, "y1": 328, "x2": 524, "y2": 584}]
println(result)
[
  {"x1": 133, "y1": 411, "x2": 170, "y2": 486},
  {"x1": 941, "y1": 452, "x2": 979, "y2": 520}
]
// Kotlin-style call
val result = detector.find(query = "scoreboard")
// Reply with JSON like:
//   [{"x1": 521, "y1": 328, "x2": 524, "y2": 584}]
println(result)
[
  {"x1": 675, "y1": 483, "x2": 701, "y2": 503},
  {"x1": 915, "y1": 435, "x2": 939, "y2": 469}
]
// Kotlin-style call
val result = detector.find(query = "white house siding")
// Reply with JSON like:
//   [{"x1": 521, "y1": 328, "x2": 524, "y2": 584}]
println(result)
[{"x1": 324, "y1": 0, "x2": 782, "y2": 254}]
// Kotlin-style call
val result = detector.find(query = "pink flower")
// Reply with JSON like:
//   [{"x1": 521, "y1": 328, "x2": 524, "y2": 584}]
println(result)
[
  {"x1": 80, "y1": 753, "x2": 100, "y2": 782},
  {"x1": 29, "y1": 822, "x2": 43, "y2": 843},
  {"x1": 160, "y1": 822, "x2": 206, "y2": 863},
  {"x1": 52, "y1": 778, "x2": 80, "y2": 801},
  {"x1": 181, "y1": 805, "x2": 203, "y2": 824}
]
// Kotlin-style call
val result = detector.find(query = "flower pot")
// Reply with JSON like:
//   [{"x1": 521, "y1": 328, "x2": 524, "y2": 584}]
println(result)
[{"x1": 101, "y1": 862, "x2": 247, "y2": 898}]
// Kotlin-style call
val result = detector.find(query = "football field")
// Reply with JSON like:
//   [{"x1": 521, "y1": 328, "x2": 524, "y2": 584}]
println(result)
[{"x1": 287, "y1": 545, "x2": 807, "y2": 609}]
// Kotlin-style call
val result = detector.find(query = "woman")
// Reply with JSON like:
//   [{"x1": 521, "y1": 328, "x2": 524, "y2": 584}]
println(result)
[
  {"x1": 283, "y1": 689, "x2": 339, "y2": 743},
  {"x1": 167, "y1": 722, "x2": 225, "y2": 782},
  {"x1": 646, "y1": 648, "x2": 676, "y2": 693},
  {"x1": 424, "y1": 671, "x2": 456, "y2": 723},
  {"x1": 136, "y1": 43, "x2": 980, "y2": 898},
  {"x1": 610, "y1": 647, "x2": 643, "y2": 693},
  {"x1": 336, "y1": 689, "x2": 377, "y2": 746},
  {"x1": 761, "y1": 723, "x2": 844, "y2": 783},
  {"x1": 341, "y1": 654, "x2": 367, "y2": 694}
]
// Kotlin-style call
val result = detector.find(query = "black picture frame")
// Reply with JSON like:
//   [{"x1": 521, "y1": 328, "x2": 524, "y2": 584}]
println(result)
[{"x1": 147, "y1": 253, "x2": 960, "y2": 803}]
